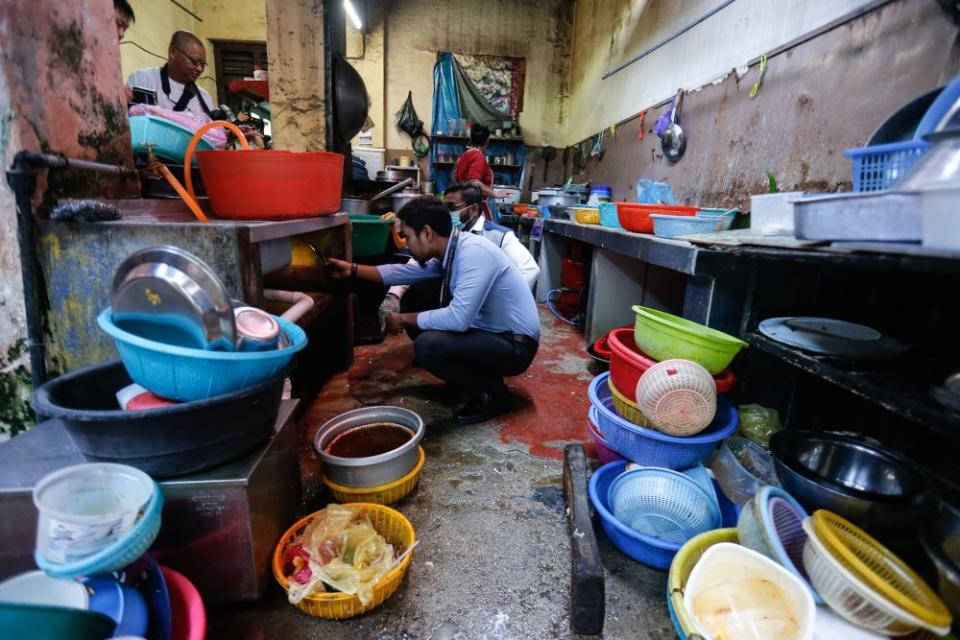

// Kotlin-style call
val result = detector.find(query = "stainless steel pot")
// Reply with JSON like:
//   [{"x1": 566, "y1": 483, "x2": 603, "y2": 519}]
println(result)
[
  {"x1": 379, "y1": 166, "x2": 419, "y2": 182},
  {"x1": 341, "y1": 178, "x2": 415, "y2": 214},
  {"x1": 391, "y1": 190, "x2": 421, "y2": 213},
  {"x1": 313, "y1": 406, "x2": 424, "y2": 488},
  {"x1": 536, "y1": 193, "x2": 579, "y2": 208}
]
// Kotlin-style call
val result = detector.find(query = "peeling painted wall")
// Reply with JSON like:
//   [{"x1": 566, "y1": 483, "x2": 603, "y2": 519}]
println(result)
[
  {"x1": 264, "y1": 0, "x2": 327, "y2": 151},
  {"x1": 566, "y1": 0, "x2": 882, "y2": 146},
  {"x1": 562, "y1": 0, "x2": 960, "y2": 206},
  {"x1": 121, "y1": 0, "x2": 267, "y2": 101},
  {"x1": 0, "y1": 0, "x2": 134, "y2": 436}
]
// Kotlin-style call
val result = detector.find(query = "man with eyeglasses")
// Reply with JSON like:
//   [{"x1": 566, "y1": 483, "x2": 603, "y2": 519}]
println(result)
[
  {"x1": 127, "y1": 31, "x2": 214, "y2": 119},
  {"x1": 379, "y1": 182, "x2": 539, "y2": 332}
]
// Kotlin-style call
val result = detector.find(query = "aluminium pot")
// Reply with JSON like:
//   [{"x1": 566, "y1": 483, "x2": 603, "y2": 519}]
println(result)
[
  {"x1": 391, "y1": 189, "x2": 422, "y2": 213},
  {"x1": 536, "y1": 192, "x2": 579, "y2": 208},
  {"x1": 378, "y1": 166, "x2": 419, "y2": 183},
  {"x1": 314, "y1": 406, "x2": 424, "y2": 488}
]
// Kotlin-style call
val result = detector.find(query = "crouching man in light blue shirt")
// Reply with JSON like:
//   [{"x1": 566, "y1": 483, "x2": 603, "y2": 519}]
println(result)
[{"x1": 326, "y1": 196, "x2": 540, "y2": 425}]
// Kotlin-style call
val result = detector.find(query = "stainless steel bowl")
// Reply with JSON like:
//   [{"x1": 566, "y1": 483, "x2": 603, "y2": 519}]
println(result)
[
  {"x1": 770, "y1": 430, "x2": 935, "y2": 535},
  {"x1": 111, "y1": 246, "x2": 236, "y2": 351},
  {"x1": 314, "y1": 406, "x2": 424, "y2": 488}
]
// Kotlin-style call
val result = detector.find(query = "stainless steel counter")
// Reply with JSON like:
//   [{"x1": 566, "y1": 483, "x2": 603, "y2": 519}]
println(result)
[{"x1": 0, "y1": 400, "x2": 300, "y2": 603}]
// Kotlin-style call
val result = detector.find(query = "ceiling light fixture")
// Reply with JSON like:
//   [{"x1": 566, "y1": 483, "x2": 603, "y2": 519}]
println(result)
[{"x1": 344, "y1": 0, "x2": 363, "y2": 31}]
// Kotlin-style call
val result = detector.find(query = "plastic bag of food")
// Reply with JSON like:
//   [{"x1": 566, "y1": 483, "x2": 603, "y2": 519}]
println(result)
[
  {"x1": 737, "y1": 404, "x2": 783, "y2": 449},
  {"x1": 283, "y1": 505, "x2": 395, "y2": 606}
]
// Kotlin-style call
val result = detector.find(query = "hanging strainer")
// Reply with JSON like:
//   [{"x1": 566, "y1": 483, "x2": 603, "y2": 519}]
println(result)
[
  {"x1": 635, "y1": 359, "x2": 717, "y2": 436},
  {"x1": 811, "y1": 510, "x2": 952, "y2": 632},
  {"x1": 607, "y1": 468, "x2": 721, "y2": 545}
]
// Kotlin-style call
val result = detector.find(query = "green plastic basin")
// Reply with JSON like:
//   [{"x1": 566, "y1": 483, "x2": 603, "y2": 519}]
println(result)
[
  {"x1": 0, "y1": 603, "x2": 116, "y2": 640},
  {"x1": 350, "y1": 214, "x2": 393, "y2": 257},
  {"x1": 632, "y1": 306, "x2": 747, "y2": 374}
]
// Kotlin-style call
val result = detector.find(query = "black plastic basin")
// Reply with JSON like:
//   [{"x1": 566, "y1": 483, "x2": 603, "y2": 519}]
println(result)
[{"x1": 32, "y1": 360, "x2": 284, "y2": 478}]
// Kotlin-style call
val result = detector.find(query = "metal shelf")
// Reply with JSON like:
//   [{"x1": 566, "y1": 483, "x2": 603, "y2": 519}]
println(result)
[{"x1": 750, "y1": 333, "x2": 960, "y2": 441}]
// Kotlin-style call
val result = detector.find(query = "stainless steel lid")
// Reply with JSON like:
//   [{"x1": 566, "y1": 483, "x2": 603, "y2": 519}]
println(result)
[{"x1": 110, "y1": 246, "x2": 236, "y2": 351}]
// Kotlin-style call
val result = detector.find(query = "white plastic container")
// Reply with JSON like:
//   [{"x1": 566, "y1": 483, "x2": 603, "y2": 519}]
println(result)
[
  {"x1": 921, "y1": 187, "x2": 960, "y2": 251},
  {"x1": 685, "y1": 542, "x2": 815, "y2": 640},
  {"x1": 33, "y1": 463, "x2": 154, "y2": 564},
  {"x1": 751, "y1": 191, "x2": 804, "y2": 234},
  {"x1": 0, "y1": 570, "x2": 89, "y2": 609}
]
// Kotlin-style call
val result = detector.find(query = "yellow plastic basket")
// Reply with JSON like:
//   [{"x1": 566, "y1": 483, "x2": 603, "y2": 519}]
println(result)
[
  {"x1": 323, "y1": 447, "x2": 425, "y2": 505},
  {"x1": 811, "y1": 510, "x2": 951, "y2": 630},
  {"x1": 574, "y1": 207, "x2": 600, "y2": 225},
  {"x1": 608, "y1": 378, "x2": 652, "y2": 427},
  {"x1": 272, "y1": 503, "x2": 417, "y2": 619},
  {"x1": 668, "y1": 528, "x2": 739, "y2": 636}
]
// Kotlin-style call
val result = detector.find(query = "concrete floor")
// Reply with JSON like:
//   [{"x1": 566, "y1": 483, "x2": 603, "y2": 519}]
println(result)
[{"x1": 208, "y1": 308, "x2": 675, "y2": 639}]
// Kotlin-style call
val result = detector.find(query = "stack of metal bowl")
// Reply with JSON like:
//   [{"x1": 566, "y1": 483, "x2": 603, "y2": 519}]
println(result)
[{"x1": 769, "y1": 430, "x2": 936, "y2": 540}]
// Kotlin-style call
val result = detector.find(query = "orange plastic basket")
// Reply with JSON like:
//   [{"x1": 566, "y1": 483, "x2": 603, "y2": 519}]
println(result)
[
  {"x1": 616, "y1": 203, "x2": 698, "y2": 234},
  {"x1": 271, "y1": 504, "x2": 416, "y2": 619}
]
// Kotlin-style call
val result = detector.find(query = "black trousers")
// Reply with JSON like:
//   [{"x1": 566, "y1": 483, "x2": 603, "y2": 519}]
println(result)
[{"x1": 413, "y1": 329, "x2": 538, "y2": 394}]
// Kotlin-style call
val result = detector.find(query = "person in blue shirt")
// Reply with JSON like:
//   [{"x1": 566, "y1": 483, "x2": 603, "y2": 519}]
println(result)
[{"x1": 327, "y1": 196, "x2": 540, "y2": 425}]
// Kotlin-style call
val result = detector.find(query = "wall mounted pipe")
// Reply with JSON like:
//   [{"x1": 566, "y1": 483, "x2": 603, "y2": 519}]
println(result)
[{"x1": 6, "y1": 151, "x2": 132, "y2": 388}]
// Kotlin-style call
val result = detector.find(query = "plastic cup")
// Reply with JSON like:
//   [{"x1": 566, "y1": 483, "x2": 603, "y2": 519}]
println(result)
[{"x1": 33, "y1": 463, "x2": 154, "y2": 564}]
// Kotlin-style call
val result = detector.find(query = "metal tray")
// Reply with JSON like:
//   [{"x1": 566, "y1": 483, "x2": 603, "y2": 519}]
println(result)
[
  {"x1": 793, "y1": 191, "x2": 922, "y2": 242},
  {"x1": 111, "y1": 246, "x2": 236, "y2": 350}
]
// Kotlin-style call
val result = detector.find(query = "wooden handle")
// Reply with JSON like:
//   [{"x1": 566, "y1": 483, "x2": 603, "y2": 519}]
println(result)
[{"x1": 563, "y1": 443, "x2": 605, "y2": 635}]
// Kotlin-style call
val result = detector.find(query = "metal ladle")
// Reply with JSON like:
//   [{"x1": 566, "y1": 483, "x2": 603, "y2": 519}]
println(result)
[{"x1": 662, "y1": 89, "x2": 687, "y2": 162}]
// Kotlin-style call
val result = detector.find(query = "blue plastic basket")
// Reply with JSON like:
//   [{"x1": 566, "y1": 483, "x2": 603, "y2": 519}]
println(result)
[
  {"x1": 589, "y1": 460, "x2": 683, "y2": 569},
  {"x1": 129, "y1": 115, "x2": 214, "y2": 164},
  {"x1": 599, "y1": 202, "x2": 621, "y2": 228},
  {"x1": 650, "y1": 214, "x2": 723, "y2": 238},
  {"x1": 607, "y1": 468, "x2": 721, "y2": 544},
  {"x1": 99, "y1": 309, "x2": 307, "y2": 401},
  {"x1": 843, "y1": 140, "x2": 930, "y2": 192},
  {"x1": 36, "y1": 488, "x2": 164, "y2": 579},
  {"x1": 588, "y1": 373, "x2": 737, "y2": 469}
]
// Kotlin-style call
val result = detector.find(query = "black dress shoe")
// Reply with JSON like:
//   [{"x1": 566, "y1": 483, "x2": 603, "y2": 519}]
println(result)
[{"x1": 454, "y1": 389, "x2": 510, "y2": 425}]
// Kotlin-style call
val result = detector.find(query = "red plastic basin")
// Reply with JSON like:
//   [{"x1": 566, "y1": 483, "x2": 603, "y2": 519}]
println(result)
[
  {"x1": 615, "y1": 202, "x2": 698, "y2": 234},
  {"x1": 607, "y1": 327, "x2": 735, "y2": 401},
  {"x1": 196, "y1": 149, "x2": 343, "y2": 219}
]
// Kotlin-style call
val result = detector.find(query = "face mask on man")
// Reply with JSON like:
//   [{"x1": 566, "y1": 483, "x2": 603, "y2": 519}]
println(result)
[{"x1": 450, "y1": 209, "x2": 464, "y2": 231}]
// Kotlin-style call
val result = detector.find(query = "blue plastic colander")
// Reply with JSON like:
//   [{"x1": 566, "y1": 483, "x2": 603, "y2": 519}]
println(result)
[
  {"x1": 36, "y1": 488, "x2": 164, "y2": 579},
  {"x1": 588, "y1": 373, "x2": 737, "y2": 469},
  {"x1": 129, "y1": 115, "x2": 214, "y2": 164},
  {"x1": 99, "y1": 308, "x2": 307, "y2": 401},
  {"x1": 736, "y1": 486, "x2": 822, "y2": 603},
  {"x1": 608, "y1": 468, "x2": 721, "y2": 544}
]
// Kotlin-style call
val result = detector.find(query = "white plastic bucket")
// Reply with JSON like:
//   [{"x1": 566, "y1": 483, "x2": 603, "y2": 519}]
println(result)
[
  {"x1": 685, "y1": 542, "x2": 815, "y2": 640},
  {"x1": 33, "y1": 463, "x2": 154, "y2": 564}
]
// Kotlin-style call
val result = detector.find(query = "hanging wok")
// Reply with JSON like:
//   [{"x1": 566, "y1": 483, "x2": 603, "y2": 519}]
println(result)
[{"x1": 333, "y1": 53, "x2": 369, "y2": 142}]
